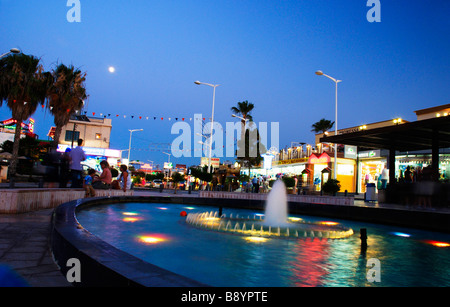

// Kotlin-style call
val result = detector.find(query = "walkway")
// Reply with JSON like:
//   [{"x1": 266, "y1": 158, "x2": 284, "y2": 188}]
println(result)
[{"x1": 0, "y1": 208, "x2": 71, "y2": 287}]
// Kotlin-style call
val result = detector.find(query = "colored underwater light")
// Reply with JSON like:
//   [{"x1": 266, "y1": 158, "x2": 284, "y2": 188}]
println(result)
[
  {"x1": 424, "y1": 240, "x2": 450, "y2": 248},
  {"x1": 244, "y1": 237, "x2": 269, "y2": 243},
  {"x1": 288, "y1": 217, "x2": 302, "y2": 222},
  {"x1": 392, "y1": 232, "x2": 411, "y2": 238},
  {"x1": 122, "y1": 212, "x2": 139, "y2": 216},
  {"x1": 157, "y1": 207, "x2": 168, "y2": 210},
  {"x1": 123, "y1": 217, "x2": 141, "y2": 223},
  {"x1": 138, "y1": 235, "x2": 167, "y2": 244},
  {"x1": 319, "y1": 221, "x2": 339, "y2": 226}
]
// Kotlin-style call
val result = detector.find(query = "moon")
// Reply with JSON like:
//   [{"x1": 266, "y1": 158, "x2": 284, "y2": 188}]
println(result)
[{"x1": 108, "y1": 66, "x2": 115, "y2": 73}]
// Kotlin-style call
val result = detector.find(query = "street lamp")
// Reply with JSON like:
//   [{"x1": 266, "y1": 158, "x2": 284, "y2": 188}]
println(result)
[
  {"x1": 162, "y1": 152, "x2": 171, "y2": 163},
  {"x1": 231, "y1": 114, "x2": 249, "y2": 122},
  {"x1": 0, "y1": 48, "x2": 21, "y2": 59},
  {"x1": 194, "y1": 80, "x2": 220, "y2": 173},
  {"x1": 316, "y1": 70, "x2": 342, "y2": 180},
  {"x1": 127, "y1": 129, "x2": 143, "y2": 165}
]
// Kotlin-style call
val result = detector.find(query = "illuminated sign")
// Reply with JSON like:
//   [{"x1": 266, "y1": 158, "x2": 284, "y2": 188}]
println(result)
[
  {"x1": 200, "y1": 157, "x2": 220, "y2": 167},
  {"x1": 28, "y1": 118, "x2": 35, "y2": 133},
  {"x1": 344, "y1": 145, "x2": 357, "y2": 159},
  {"x1": 57, "y1": 144, "x2": 121, "y2": 158},
  {"x1": 308, "y1": 153, "x2": 331, "y2": 164},
  {"x1": 275, "y1": 157, "x2": 308, "y2": 165},
  {"x1": 358, "y1": 150, "x2": 380, "y2": 159},
  {"x1": 164, "y1": 162, "x2": 173, "y2": 169},
  {"x1": 261, "y1": 153, "x2": 274, "y2": 170}
]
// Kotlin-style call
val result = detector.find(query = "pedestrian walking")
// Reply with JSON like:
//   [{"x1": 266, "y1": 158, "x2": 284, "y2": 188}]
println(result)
[{"x1": 69, "y1": 139, "x2": 86, "y2": 188}]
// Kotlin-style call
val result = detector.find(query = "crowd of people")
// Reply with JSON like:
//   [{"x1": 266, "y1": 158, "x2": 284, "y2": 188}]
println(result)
[{"x1": 40, "y1": 139, "x2": 131, "y2": 197}]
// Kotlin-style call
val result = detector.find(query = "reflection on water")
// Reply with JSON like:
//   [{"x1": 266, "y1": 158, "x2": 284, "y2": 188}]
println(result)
[{"x1": 76, "y1": 203, "x2": 450, "y2": 287}]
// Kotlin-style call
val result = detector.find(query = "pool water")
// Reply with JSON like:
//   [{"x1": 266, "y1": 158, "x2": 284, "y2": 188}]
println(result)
[{"x1": 76, "y1": 203, "x2": 450, "y2": 287}]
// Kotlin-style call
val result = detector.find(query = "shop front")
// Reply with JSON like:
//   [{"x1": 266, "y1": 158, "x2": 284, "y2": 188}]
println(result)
[
  {"x1": 397, "y1": 153, "x2": 450, "y2": 182},
  {"x1": 57, "y1": 144, "x2": 121, "y2": 172},
  {"x1": 357, "y1": 149, "x2": 387, "y2": 193}
]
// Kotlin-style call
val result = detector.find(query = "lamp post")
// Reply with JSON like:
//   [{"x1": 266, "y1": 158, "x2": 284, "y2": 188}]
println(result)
[
  {"x1": 231, "y1": 114, "x2": 249, "y2": 122},
  {"x1": 315, "y1": 70, "x2": 341, "y2": 180},
  {"x1": 127, "y1": 129, "x2": 143, "y2": 166},
  {"x1": 0, "y1": 48, "x2": 21, "y2": 59},
  {"x1": 194, "y1": 80, "x2": 220, "y2": 173},
  {"x1": 163, "y1": 152, "x2": 172, "y2": 178},
  {"x1": 163, "y1": 152, "x2": 171, "y2": 163}
]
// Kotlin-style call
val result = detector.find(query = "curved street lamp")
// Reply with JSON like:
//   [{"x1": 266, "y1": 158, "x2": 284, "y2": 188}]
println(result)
[
  {"x1": 127, "y1": 129, "x2": 143, "y2": 165},
  {"x1": 194, "y1": 80, "x2": 220, "y2": 173},
  {"x1": 0, "y1": 48, "x2": 21, "y2": 59},
  {"x1": 316, "y1": 70, "x2": 342, "y2": 180}
]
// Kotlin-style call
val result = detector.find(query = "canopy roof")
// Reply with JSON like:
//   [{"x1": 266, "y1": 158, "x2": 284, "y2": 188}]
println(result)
[{"x1": 320, "y1": 115, "x2": 450, "y2": 152}]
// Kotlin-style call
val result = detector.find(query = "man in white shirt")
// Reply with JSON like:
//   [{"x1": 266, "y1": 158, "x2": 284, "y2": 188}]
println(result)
[{"x1": 69, "y1": 139, "x2": 86, "y2": 188}]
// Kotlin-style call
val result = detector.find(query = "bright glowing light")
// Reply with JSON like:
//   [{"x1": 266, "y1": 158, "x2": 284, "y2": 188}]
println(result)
[
  {"x1": 122, "y1": 212, "x2": 139, "y2": 216},
  {"x1": 245, "y1": 237, "x2": 269, "y2": 243},
  {"x1": 424, "y1": 240, "x2": 450, "y2": 248},
  {"x1": 138, "y1": 235, "x2": 166, "y2": 244},
  {"x1": 319, "y1": 221, "x2": 339, "y2": 226},
  {"x1": 123, "y1": 217, "x2": 140, "y2": 223},
  {"x1": 392, "y1": 232, "x2": 411, "y2": 238},
  {"x1": 157, "y1": 207, "x2": 168, "y2": 210},
  {"x1": 184, "y1": 207, "x2": 196, "y2": 210},
  {"x1": 288, "y1": 217, "x2": 302, "y2": 222},
  {"x1": 108, "y1": 66, "x2": 115, "y2": 73}
]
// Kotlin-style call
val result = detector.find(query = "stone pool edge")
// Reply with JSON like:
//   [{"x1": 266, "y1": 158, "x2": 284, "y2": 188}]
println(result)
[{"x1": 50, "y1": 196, "x2": 210, "y2": 287}]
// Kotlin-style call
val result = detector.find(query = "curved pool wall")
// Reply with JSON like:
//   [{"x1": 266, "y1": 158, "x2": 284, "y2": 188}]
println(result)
[
  {"x1": 51, "y1": 195, "x2": 450, "y2": 287},
  {"x1": 50, "y1": 196, "x2": 209, "y2": 287}
]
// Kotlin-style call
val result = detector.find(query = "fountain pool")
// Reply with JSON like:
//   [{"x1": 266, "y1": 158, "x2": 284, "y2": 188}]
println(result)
[{"x1": 76, "y1": 202, "x2": 450, "y2": 287}]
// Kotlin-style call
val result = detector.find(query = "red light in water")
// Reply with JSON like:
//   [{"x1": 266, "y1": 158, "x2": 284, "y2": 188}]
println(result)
[{"x1": 424, "y1": 240, "x2": 450, "y2": 248}]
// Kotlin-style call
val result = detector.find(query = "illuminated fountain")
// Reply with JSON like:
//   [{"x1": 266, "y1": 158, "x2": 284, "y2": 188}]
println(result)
[{"x1": 186, "y1": 180, "x2": 354, "y2": 239}]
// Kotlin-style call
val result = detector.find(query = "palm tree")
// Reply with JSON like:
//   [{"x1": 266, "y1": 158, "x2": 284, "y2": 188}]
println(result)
[
  {"x1": 311, "y1": 118, "x2": 335, "y2": 134},
  {"x1": 231, "y1": 100, "x2": 266, "y2": 175},
  {"x1": 47, "y1": 63, "x2": 87, "y2": 150},
  {"x1": 231, "y1": 100, "x2": 254, "y2": 124},
  {"x1": 0, "y1": 53, "x2": 50, "y2": 178}
]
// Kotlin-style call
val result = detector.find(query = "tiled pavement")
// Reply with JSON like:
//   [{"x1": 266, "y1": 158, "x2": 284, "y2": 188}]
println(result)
[{"x1": 0, "y1": 209, "x2": 71, "y2": 287}]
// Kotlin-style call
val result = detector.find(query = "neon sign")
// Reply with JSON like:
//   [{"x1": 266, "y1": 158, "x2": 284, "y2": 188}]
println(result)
[
  {"x1": 28, "y1": 118, "x2": 35, "y2": 133},
  {"x1": 308, "y1": 153, "x2": 331, "y2": 164}
]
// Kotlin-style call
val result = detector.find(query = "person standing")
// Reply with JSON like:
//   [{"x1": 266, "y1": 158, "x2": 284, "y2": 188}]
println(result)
[{"x1": 69, "y1": 139, "x2": 86, "y2": 188}]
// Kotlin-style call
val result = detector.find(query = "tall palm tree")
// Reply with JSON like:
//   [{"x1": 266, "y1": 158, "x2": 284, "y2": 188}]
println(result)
[
  {"x1": 231, "y1": 100, "x2": 266, "y2": 175},
  {"x1": 311, "y1": 118, "x2": 335, "y2": 134},
  {"x1": 47, "y1": 63, "x2": 87, "y2": 150},
  {"x1": 231, "y1": 100, "x2": 254, "y2": 124},
  {"x1": 0, "y1": 53, "x2": 50, "y2": 178}
]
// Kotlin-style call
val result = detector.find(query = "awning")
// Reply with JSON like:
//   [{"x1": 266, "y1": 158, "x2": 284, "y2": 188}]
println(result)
[{"x1": 320, "y1": 115, "x2": 450, "y2": 152}]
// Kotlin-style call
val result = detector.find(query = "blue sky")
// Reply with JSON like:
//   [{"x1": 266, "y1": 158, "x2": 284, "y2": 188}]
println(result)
[{"x1": 1, "y1": 0, "x2": 449, "y2": 168}]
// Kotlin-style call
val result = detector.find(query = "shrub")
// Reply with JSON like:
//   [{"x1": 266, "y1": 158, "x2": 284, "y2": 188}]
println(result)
[
  {"x1": 322, "y1": 179, "x2": 341, "y2": 195},
  {"x1": 282, "y1": 176, "x2": 296, "y2": 188}
]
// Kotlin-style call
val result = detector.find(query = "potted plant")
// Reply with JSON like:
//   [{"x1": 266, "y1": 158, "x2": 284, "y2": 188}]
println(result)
[{"x1": 322, "y1": 179, "x2": 341, "y2": 196}]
